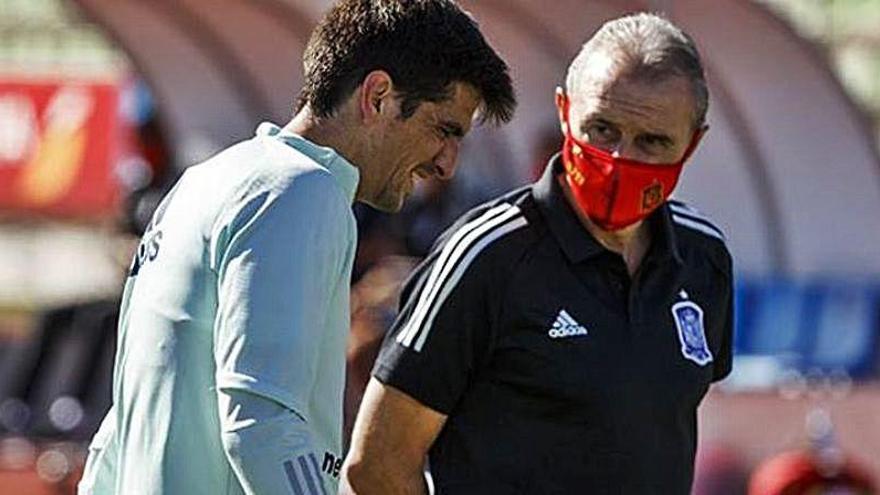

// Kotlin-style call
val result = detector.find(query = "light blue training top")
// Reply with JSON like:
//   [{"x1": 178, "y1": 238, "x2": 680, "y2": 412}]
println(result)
[{"x1": 78, "y1": 123, "x2": 359, "y2": 495}]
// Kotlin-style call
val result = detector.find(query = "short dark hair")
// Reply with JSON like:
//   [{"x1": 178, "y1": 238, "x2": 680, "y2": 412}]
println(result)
[
  {"x1": 297, "y1": 0, "x2": 515, "y2": 125},
  {"x1": 567, "y1": 12, "x2": 709, "y2": 128}
]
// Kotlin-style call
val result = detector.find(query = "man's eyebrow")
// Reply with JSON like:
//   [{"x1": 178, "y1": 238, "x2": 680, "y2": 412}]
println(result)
[{"x1": 440, "y1": 120, "x2": 465, "y2": 138}]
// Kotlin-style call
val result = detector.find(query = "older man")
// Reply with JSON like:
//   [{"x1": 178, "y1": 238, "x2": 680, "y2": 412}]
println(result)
[
  {"x1": 77, "y1": 1, "x2": 514, "y2": 494},
  {"x1": 343, "y1": 12, "x2": 732, "y2": 494}
]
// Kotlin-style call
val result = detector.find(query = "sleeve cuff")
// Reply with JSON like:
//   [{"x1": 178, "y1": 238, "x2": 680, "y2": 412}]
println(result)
[{"x1": 372, "y1": 362, "x2": 454, "y2": 415}]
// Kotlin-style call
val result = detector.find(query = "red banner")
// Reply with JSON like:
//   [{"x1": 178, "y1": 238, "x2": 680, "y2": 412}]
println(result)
[{"x1": 0, "y1": 79, "x2": 122, "y2": 218}]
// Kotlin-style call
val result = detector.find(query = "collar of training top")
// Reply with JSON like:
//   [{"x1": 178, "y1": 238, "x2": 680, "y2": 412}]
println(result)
[
  {"x1": 532, "y1": 154, "x2": 684, "y2": 266},
  {"x1": 256, "y1": 121, "x2": 361, "y2": 204}
]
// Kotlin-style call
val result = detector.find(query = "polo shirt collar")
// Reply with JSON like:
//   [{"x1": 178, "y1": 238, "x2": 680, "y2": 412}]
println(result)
[
  {"x1": 532, "y1": 154, "x2": 684, "y2": 265},
  {"x1": 532, "y1": 154, "x2": 605, "y2": 263},
  {"x1": 256, "y1": 121, "x2": 360, "y2": 204}
]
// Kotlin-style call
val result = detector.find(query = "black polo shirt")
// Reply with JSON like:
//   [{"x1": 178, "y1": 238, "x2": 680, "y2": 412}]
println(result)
[{"x1": 374, "y1": 157, "x2": 734, "y2": 494}]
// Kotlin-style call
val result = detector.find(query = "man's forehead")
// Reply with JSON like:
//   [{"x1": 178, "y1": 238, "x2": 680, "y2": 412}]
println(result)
[
  {"x1": 569, "y1": 62, "x2": 695, "y2": 123},
  {"x1": 567, "y1": 51, "x2": 623, "y2": 97},
  {"x1": 436, "y1": 83, "x2": 481, "y2": 126}
]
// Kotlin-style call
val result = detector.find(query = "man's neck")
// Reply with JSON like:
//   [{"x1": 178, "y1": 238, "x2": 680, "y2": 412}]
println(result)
[
  {"x1": 283, "y1": 105, "x2": 372, "y2": 203},
  {"x1": 558, "y1": 174, "x2": 651, "y2": 277},
  {"x1": 591, "y1": 221, "x2": 651, "y2": 277},
  {"x1": 283, "y1": 105, "x2": 363, "y2": 169}
]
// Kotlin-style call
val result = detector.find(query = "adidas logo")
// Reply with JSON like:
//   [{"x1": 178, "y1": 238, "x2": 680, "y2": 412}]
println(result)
[{"x1": 548, "y1": 309, "x2": 588, "y2": 339}]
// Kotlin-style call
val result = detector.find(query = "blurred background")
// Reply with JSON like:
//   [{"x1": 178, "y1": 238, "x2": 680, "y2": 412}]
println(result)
[{"x1": 0, "y1": 0, "x2": 878, "y2": 493}]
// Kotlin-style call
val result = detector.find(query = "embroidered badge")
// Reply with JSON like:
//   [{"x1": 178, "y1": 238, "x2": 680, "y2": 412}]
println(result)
[
  {"x1": 671, "y1": 299, "x2": 713, "y2": 366},
  {"x1": 640, "y1": 180, "x2": 663, "y2": 212}
]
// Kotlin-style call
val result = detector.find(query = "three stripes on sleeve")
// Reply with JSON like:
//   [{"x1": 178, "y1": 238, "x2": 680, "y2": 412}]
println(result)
[
  {"x1": 283, "y1": 454, "x2": 327, "y2": 495},
  {"x1": 396, "y1": 202, "x2": 528, "y2": 352}
]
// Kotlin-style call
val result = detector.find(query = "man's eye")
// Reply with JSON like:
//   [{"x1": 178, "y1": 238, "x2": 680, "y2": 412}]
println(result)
[
  {"x1": 586, "y1": 123, "x2": 617, "y2": 143},
  {"x1": 591, "y1": 124, "x2": 609, "y2": 136},
  {"x1": 638, "y1": 135, "x2": 672, "y2": 151}
]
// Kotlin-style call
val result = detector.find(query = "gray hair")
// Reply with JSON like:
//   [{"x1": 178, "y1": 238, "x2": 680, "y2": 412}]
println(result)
[{"x1": 566, "y1": 12, "x2": 709, "y2": 128}]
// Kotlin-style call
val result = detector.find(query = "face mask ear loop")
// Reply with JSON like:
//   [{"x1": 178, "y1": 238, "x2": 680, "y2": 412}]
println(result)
[
  {"x1": 560, "y1": 94, "x2": 572, "y2": 139},
  {"x1": 559, "y1": 93, "x2": 580, "y2": 185}
]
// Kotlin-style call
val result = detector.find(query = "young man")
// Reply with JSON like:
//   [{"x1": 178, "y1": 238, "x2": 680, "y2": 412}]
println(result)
[
  {"x1": 77, "y1": 1, "x2": 514, "y2": 494},
  {"x1": 344, "y1": 13, "x2": 733, "y2": 494}
]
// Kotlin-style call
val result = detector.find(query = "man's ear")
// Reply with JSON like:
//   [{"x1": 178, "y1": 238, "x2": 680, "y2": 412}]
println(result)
[
  {"x1": 359, "y1": 70, "x2": 394, "y2": 122},
  {"x1": 555, "y1": 87, "x2": 568, "y2": 135}
]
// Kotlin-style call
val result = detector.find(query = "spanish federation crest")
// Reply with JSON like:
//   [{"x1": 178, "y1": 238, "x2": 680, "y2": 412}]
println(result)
[
  {"x1": 641, "y1": 180, "x2": 663, "y2": 212},
  {"x1": 671, "y1": 299, "x2": 713, "y2": 366}
]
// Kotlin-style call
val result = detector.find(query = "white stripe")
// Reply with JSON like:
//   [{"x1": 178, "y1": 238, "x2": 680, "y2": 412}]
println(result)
[
  {"x1": 668, "y1": 201, "x2": 699, "y2": 215},
  {"x1": 559, "y1": 309, "x2": 578, "y2": 327},
  {"x1": 553, "y1": 314, "x2": 566, "y2": 328},
  {"x1": 397, "y1": 204, "x2": 517, "y2": 346},
  {"x1": 674, "y1": 213, "x2": 724, "y2": 239},
  {"x1": 668, "y1": 203, "x2": 719, "y2": 228},
  {"x1": 402, "y1": 208, "x2": 523, "y2": 348},
  {"x1": 669, "y1": 203, "x2": 724, "y2": 238},
  {"x1": 413, "y1": 215, "x2": 528, "y2": 351},
  {"x1": 672, "y1": 214, "x2": 725, "y2": 241},
  {"x1": 397, "y1": 204, "x2": 514, "y2": 347}
]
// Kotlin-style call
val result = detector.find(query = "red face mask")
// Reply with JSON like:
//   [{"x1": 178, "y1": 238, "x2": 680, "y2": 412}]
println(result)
[{"x1": 557, "y1": 92, "x2": 702, "y2": 231}]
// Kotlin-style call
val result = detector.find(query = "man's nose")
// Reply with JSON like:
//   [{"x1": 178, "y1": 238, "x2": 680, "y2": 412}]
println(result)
[
  {"x1": 610, "y1": 138, "x2": 640, "y2": 161},
  {"x1": 609, "y1": 139, "x2": 629, "y2": 159},
  {"x1": 433, "y1": 140, "x2": 460, "y2": 180}
]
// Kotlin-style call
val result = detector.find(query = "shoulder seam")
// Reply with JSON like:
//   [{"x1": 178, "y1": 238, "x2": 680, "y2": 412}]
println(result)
[{"x1": 396, "y1": 203, "x2": 528, "y2": 352}]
